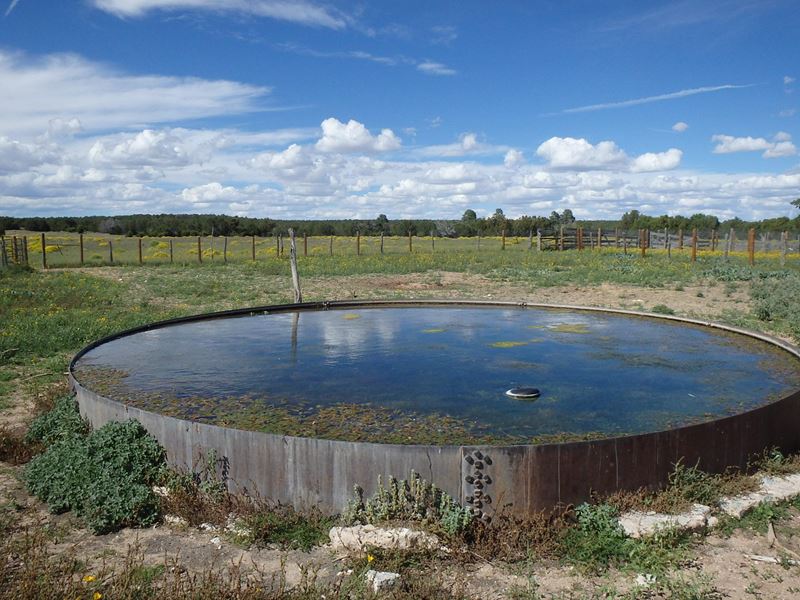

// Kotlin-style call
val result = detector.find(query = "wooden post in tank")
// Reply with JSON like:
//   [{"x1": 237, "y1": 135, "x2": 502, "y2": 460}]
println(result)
[
  {"x1": 138, "y1": 238, "x2": 143, "y2": 265},
  {"x1": 41, "y1": 233, "x2": 47, "y2": 269},
  {"x1": 288, "y1": 228, "x2": 302, "y2": 303}
]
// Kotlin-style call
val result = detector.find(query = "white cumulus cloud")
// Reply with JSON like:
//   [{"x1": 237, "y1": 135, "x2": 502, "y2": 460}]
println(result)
[
  {"x1": 504, "y1": 149, "x2": 525, "y2": 168},
  {"x1": 630, "y1": 149, "x2": 683, "y2": 172},
  {"x1": 672, "y1": 121, "x2": 689, "y2": 133},
  {"x1": 712, "y1": 132, "x2": 797, "y2": 158},
  {"x1": 315, "y1": 118, "x2": 401, "y2": 153},
  {"x1": 536, "y1": 137, "x2": 628, "y2": 169}
]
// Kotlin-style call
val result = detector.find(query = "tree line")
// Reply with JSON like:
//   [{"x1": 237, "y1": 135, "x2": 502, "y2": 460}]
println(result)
[{"x1": 2, "y1": 205, "x2": 799, "y2": 238}]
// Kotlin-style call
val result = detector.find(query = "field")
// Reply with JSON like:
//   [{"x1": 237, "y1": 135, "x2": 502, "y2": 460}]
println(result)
[{"x1": 3, "y1": 244, "x2": 800, "y2": 598}]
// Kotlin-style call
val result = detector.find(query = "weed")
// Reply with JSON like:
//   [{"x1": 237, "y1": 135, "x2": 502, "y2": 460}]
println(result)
[
  {"x1": 344, "y1": 471, "x2": 473, "y2": 536},
  {"x1": 25, "y1": 403, "x2": 166, "y2": 533},
  {"x1": 652, "y1": 304, "x2": 676, "y2": 315},
  {"x1": 239, "y1": 507, "x2": 335, "y2": 551},
  {"x1": 25, "y1": 393, "x2": 88, "y2": 445}
]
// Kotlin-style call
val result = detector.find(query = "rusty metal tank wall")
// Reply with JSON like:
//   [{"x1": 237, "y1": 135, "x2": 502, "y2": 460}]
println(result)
[{"x1": 69, "y1": 301, "x2": 800, "y2": 517}]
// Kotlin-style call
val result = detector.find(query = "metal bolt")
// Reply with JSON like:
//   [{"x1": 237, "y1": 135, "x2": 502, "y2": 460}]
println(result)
[
  {"x1": 474, "y1": 450, "x2": 483, "y2": 460},
  {"x1": 473, "y1": 490, "x2": 483, "y2": 498},
  {"x1": 483, "y1": 476, "x2": 492, "y2": 484},
  {"x1": 483, "y1": 496, "x2": 492, "y2": 504},
  {"x1": 474, "y1": 500, "x2": 483, "y2": 509},
  {"x1": 484, "y1": 456, "x2": 492, "y2": 465},
  {"x1": 465, "y1": 495, "x2": 474, "y2": 503},
  {"x1": 465, "y1": 475, "x2": 475, "y2": 484},
  {"x1": 474, "y1": 461, "x2": 484, "y2": 469},
  {"x1": 464, "y1": 455, "x2": 474, "y2": 465},
  {"x1": 474, "y1": 481, "x2": 484, "y2": 490}
]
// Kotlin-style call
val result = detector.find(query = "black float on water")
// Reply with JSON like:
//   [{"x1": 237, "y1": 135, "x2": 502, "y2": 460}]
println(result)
[{"x1": 505, "y1": 387, "x2": 541, "y2": 399}]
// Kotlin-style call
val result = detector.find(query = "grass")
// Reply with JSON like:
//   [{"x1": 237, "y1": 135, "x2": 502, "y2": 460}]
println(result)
[{"x1": 3, "y1": 246, "x2": 800, "y2": 597}]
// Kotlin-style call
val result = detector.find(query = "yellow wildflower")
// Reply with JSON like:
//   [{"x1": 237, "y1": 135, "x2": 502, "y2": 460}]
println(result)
[
  {"x1": 93, "y1": 593, "x2": 102, "y2": 600},
  {"x1": 82, "y1": 575, "x2": 96, "y2": 583},
  {"x1": 367, "y1": 554, "x2": 375, "y2": 563}
]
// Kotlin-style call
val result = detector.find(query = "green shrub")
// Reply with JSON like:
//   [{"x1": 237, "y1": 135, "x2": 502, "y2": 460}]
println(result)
[
  {"x1": 562, "y1": 503, "x2": 629, "y2": 572},
  {"x1": 25, "y1": 394, "x2": 88, "y2": 446},
  {"x1": 25, "y1": 419, "x2": 166, "y2": 534},
  {"x1": 651, "y1": 304, "x2": 676, "y2": 315}
]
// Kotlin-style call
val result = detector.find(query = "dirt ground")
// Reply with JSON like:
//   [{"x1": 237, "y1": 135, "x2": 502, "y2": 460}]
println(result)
[{"x1": 4, "y1": 271, "x2": 800, "y2": 598}]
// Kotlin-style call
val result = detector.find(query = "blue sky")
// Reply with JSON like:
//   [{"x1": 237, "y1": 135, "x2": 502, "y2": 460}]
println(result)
[{"x1": 1, "y1": 0, "x2": 798, "y2": 220}]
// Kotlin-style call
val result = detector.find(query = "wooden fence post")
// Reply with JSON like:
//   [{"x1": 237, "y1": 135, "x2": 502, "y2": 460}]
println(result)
[
  {"x1": 711, "y1": 229, "x2": 717, "y2": 252},
  {"x1": 169, "y1": 239, "x2": 174, "y2": 263},
  {"x1": 22, "y1": 236, "x2": 29, "y2": 264},
  {"x1": 252, "y1": 235, "x2": 256, "y2": 261},
  {"x1": 408, "y1": 231, "x2": 412, "y2": 253},
  {"x1": 109, "y1": 240, "x2": 114, "y2": 264},
  {"x1": 197, "y1": 236, "x2": 202, "y2": 263},
  {"x1": 0, "y1": 237, "x2": 7, "y2": 268},
  {"x1": 748, "y1": 228, "x2": 756, "y2": 265},
  {"x1": 781, "y1": 231, "x2": 788, "y2": 267},
  {"x1": 79, "y1": 233, "x2": 84, "y2": 265},
  {"x1": 559, "y1": 225, "x2": 564, "y2": 251},
  {"x1": 723, "y1": 230, "x2": 731, "y2": 261},
  {"x1": 537, "y1": 229, "x2": 542, "y2": 251},
  {"x1": 41, "y1": 233, "x2": 47, "y2": 269},
  {"x1": 288, "y1": 228, "x2": 302, "y2": 303},
  {"x1": 380, "y1": 232, "x2": 384, "y2": 254},
  {"x1": 663, "y1": 228, "x2": 669, "y2": 251},
  {"x1": 597, "y1": 227, "x2": 602, "y2": 251},
  {"x1": 678, "y1": 228, "x2": 683, "y2": 250},
  {"x1": 357, "y1": 231, "x2": 361, "y2": 256},
  {"x1": 501, "y1": 228, "x2": 506, "y2": 251},
  {"x1": 138, "y1": 238, "x2": 143, "y2": 265},
  {"x1": 691, "y1": 228, "x2": 698, "y2": 263},
  {"x1": 329, "y1": 236, "x2": 334, "y2": 256},
  {"x1": 275, "y1": 235, "x2": 280, "y2": 257},
  {"x1": 223, "y1": 236, "x2": 228, "y2": 263},
  {"x1": 640, "y1": 229, "x2": 646, "y2": 258},
  {"x1": 303, "y1": 233, "x2": 308, "y2": 257}
]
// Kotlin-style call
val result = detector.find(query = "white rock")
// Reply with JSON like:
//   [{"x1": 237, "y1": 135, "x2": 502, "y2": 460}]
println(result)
[
  {"x1": 619, "y1": 504, "x2": 711, "y2": 538},
  {"x1": 199, "y1": 522, "x2": 219, "y2": 532},
  {"x1": 328, "y1": 525, "x2": 440, "y2": 553},
  {"x1": 706, "y1": 516, "x2": 719, "y2": 528},
  {"x1": 152, "y1": 486, "x2": 170, "y2": 498},
  {"x1": 760, "y1": 473, "x2": 800, "y2": 501},
  {"x1": 210, "y1": 536, "x2": 222, "y2": 549},
  {"x1": 163, "y1": 514, "x2": 188, "y2": 527},
  {"x1": 719, "y1": 492, "x2": 767, "y2": 518},
  {"x1": 365, "y1": 569, "x2": 400, "y2": 593},
  {"x1": 635, "y1": 573, "x2": 657, "y2": 588}
]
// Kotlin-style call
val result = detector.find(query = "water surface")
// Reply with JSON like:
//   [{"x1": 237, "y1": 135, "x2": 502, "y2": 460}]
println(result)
[{"x1": 74, "y1": 306, "x2": 800, "y2": 444}]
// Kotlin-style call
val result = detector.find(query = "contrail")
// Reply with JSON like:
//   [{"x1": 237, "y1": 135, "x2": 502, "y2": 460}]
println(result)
[
  {"x1": 546, "y1": 83, "x2": 755, "y2": 116},
  {"x1": 5, "y1": 0, "x2": 21, "y2": 17}
]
